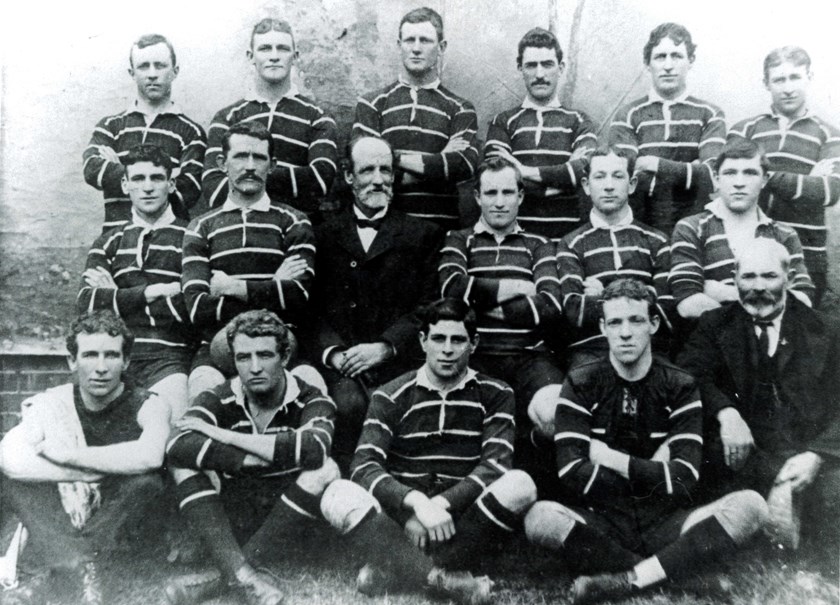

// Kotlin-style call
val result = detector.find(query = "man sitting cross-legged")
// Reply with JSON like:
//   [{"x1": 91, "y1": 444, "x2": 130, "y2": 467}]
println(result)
[{"x1": 525, "y1": 279, "x2": 767, "y2": 604}]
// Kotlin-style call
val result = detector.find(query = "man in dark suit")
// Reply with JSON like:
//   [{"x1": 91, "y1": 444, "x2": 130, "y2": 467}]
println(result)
[
  {"x1": 308, "y1": 135, "x2": 442, "y2": 470},
  {"x1": 678, "y1": 238, "x2": 840, "y2": 548}
]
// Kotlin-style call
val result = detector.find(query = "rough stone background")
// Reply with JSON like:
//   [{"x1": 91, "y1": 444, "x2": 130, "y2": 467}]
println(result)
[{"x1": 0, "y1": 0, "x2": 838, "y2": 347}]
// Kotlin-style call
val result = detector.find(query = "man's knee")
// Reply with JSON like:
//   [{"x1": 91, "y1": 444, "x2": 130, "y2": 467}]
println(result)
[
  {"x1": 188, "y1": 365, "x2": 225, "y2": 401},
  {"x1": 527, "y1": 394, "x2": 559, "y2": 440},
  {"x1": 487, "y1": 469, "x2": 537, "y2": 514},
  {"x1": 331, "y1": 378, "x2": 369, "y2": 421},
  {"x1": 696, "y1": 489, "x2": 769, "y2": 544},
  {"x1": 524, "y1": 500, "x2": 582, "y2": 547},
  {"x1": 320, "y1": 479, "x2": 380, "y2": 534},
  {"x1": 151, "y1": 373, "x2": 189, "y2": 420},
  {"x1": 296, "y1": 458, "x2": 341, "y2": 496},
  {"x1": 290, "y1": 364, "x2": 327, "y2": 394}
]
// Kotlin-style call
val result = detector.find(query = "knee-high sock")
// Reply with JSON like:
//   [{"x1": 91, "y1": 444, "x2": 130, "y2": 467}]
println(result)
[
  {"x1": 176, "y1": 475, "x2": 244, "y2": 579},
  {"x1": 561, "y1": 522, "x2": 642, "y2": 575},
  {"x1": 655, "y1": 516, "x2": 738, "y2": 581}
]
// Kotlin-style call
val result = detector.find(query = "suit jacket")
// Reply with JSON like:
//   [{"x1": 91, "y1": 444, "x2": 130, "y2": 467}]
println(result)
[
  {"x1": 306, "y1": 207, "x2": 443, "y2": 380},
  {"x1": 677, "y1": 298, "x2": 840, "y2": 460}
]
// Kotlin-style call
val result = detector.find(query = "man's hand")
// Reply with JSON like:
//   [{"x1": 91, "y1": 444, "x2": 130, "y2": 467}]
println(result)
[
  {"x1": 776, "y1": 451, "x2": 822, "y2": 492},
  {"x1": 175, "y1": 417, "x2": 230, "y2": 445},
  {"x1": 634, "y1": 156, "x2": 660, "y2": 174},
  {"x1": 243, "y1": 454, "x2": 270, "y2": 468},
  {"x1": 485, "y1": 147, "x2": 540, "y2": 182},
  {"x1": 718, "y1": 407, "x2": 754, "y2": 470},
  {"x1": 583, "y1": 276, "x2": 605, "y2": 298},
  {"x1": 404, "y1": 515, "x2": 430, "y2": 550},
  {"x1": 411, "y1": 496, "x2": 455, "y2": 543},
  {"x1": 703, "y1": 279, "x2": 739, "y2": 303},
  {"x1": 334, "y1": 342, "x2": 393, "y2": 378},
  {"x1": 589, "y1": 439, "x2": 612, "y2": 465},
  {"x1": 430, "y1": 494, "x2": 451, "y2": 510},
  {"x1": 35, "y1": 441, "x2": 77, "y2": 466},
  {"x1": 651, "y1": 442, "x2": 670, "y2": 462},
  {"x1": 97, "y1": 146, "x2": 122, "y2": 164},
  {"x1": 274, "y1": 255, "x2": 308, "y2": 282},
  {"x1": 442, "y1": 136, "x2": 472, "y2": 154},
  {"x1": 144, "y1": 282, "x2": 181, "y2": 302},
  {"x1": 483, "y1": 306, "x2": 506, "y2": 321},
  {"x1": 810, "y1": 158, "x2": 840, "y2": 177},
  {"x1": 83, "y1": 267, "x2": 118, "y2": 289},
  {"x1": 497, "y1": 278, "x2": 537, "y2": 302},
  {"x1": 210, "y1": 270, "x2": 247, "y2": 300}
]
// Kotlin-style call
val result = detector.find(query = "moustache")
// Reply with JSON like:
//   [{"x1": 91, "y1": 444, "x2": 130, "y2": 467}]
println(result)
[
  {"x1": 532, "y1": 79, "x2": 550, "y2": 86},
  {"x1": 237, "y1": 173, "x2": 263, "y2": 183},
  {"x1": 742, "y1": 291, "x2": 777, "y2": 305}
]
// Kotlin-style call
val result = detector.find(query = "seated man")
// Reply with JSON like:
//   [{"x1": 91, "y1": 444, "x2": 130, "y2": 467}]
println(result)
[
  {"x1": 78, "y1": 144, "x2": 192, "y2": 419},
  {"x1": 0, "y1": 311, "x2": 170, "y2": 605},
  {"x1": 678, "y1": 239, "x2": 840, "y2": 548},
  {"x1": 342, "y1": 297, "x2": 536, "y2": 601},
  {"x1": 670, "y1": 138, "x2": 814, "y2": 321},
  {"x1": 525, "y1": 279, "x2": 767, "y2": 604},
  {"x1": 438, "y1": 156, "x2": 564, "y2": 449}
]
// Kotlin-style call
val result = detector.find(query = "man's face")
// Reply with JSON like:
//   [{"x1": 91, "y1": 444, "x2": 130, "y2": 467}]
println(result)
[
  {"x1": 122, "y1": 161, "x2": 173, "y2": 221},
  {"x1": 519, "y1": 46, "x2": 563, "y2": 103},
  {"x1": 583, "y1": 153, "x2": 636, "y2": 217},
  {"x1": 476, "y1": 167, "x2": 523, "y2": 232},
  {"x1": 129, "y1": 42, "x2": 178, "y2": 103},
  {"x1": 735, "y1": 252, "x2": 789, "y2": 320},
  {"x1": 68, "y1": 333, "x2": 128, "y2": 403},
  {"x1": 345, "y1": 138, "x2": 394, "y2": 215},
  {"x1": 248, "y1": 30, "x2": 296, "y2": 85},
  {"x1": 714, "y1": 155, "x2": 768, "y2": 215},
  {"x1": 647, "y1": 37, "x2": 692, "y2": 99},
  {"x1": 420, "y1": 320, "x2": 476, "y2": 385},
  {"x1": 221, "y1": 134, "x2": 271, "y2": 197},
  {"x1": 600, "y1": 297, "x2": 659, "y2": 366},
  {"x1": 232, "y1": 334, "x2": 287, "y2": 397},
  {"x1": 765, "y1": 61, "x2": 811, "y2": 119},
  {"x1": 399, "y1": 21, "x2": 444, "y2": 78}
]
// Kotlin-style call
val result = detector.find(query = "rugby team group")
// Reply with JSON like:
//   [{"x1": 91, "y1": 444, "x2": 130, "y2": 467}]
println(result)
[{"x1": 1, "y1": 6, "x2": 838, "y2": 605}]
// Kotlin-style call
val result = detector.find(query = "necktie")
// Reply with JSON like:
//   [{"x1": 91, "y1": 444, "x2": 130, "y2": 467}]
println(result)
[
  {"x1": 355, "y1": 217, "x2": 384, "y2": 230},
  {"x1": 755, "y1": 320, "x2": 771, "y2": 358}
]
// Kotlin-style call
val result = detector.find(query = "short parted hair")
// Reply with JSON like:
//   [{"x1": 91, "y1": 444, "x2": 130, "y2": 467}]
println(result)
[
  {"x1": 399, "y1": 7, "x2": 444, "y2": 42},
  {"x1": 130, "y1": 34, "x2": 177, "y2": 68},
  {"x1": 418, "y1": 298, "x2": 478, "y2": 340},
  {"x1": 474, "y1": 156, "x2": 523, "y2": 192},
  {"x1": 344, "y1": 135, "x2": 396, "y2": 173},
  {"x1": 122, "y1": 144, "x2": 173, "y2": 176},
  {"x1": 763, "y1": 46, "x2": 811, "y2": 81},
  {"x1": 713, "y1": 138, "x2": 770, "y2": 174},
  {"x1": 221, "y1": 120, "x2": 275, "y2": 161},
  {"x1": 67, "y1": 311, "x2": 134, "y2": 359},
  {"x1": 517, "y1": 27, "x2": 563, "y2": 67},
  {"x1": 599, "y1": 278, "x2": 657, "y2": 320},
  {"x1": 251, "y1": 18, "x2": 295, "y2": 50},
  {"x1": 643, "y1": 22, "x2": 696, "y2": 65},
  {"x1": 225, "y1": 309, "x2": 291, "y2": 357},
  {"x1": 584, "y1": 144, "x2": 635, "y2": 176},
  {"x1": 735, "y1": 238, "x2": 792, "y2": 275}
]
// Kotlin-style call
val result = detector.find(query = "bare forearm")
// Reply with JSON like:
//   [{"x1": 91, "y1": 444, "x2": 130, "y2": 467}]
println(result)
[
  {"x1": 222, "y1": 431, "x2": 276, "y2": 462},
  {"x1": 65, "y1": 442, "x2": 164, "y2": 475}
]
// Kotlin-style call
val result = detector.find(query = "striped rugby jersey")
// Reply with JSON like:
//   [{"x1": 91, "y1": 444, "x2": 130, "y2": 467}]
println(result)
[
  {"x1": 353, "y1": 79, "x2": 479, "y2": 228},
  {"x1": 83, "y1": 102, "x2": 206, "y2": 232},
  {"x1": 485, "y1": 101, "x2": 597, "y2": 240},
  {"x1": 557, "y1": 209, "x2": 672, "y2": 349},
  {"x1": 669, "y1": 199, "x2": 814, "y2": 303},
  {"x1": 166, "y1": 373, "x2": 335, "y2": 479},
  {"x1": 439, "y1": 222, "x2": 563, "y2": 354},
  {"x1": 203, "y1": 89, "x2": 338, "y2": 213},
  {"x1": 555, "y1": 357, "x2": 702, "y2": 513},
  {"x1": 77, "y1": 207, "x2": 193, "y2": 359},
  {"x1": 181, "y1": 195, "x2": 316, "y2": 342},
  {"x1": 350, "y1": 366, "x2": 514, "y2": 516},
  {"x1": 728, "y1": 111, "x2": 840, "y2": 275},
  {"x1": 609, "y1": 92, "x2": 726, "y2": 234}
]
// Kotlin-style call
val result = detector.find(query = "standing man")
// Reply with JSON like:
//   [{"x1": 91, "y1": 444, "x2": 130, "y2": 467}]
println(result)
[
  {"x1": 83, "y1": 34, "x2": 206, "y2": 231},
  {"x1": 182, "y1": 121, "x2": 316, "y2": 397},
  {"x1": 438, "y1": 156, "x2": 564, "y2": 447},
  {"x1": 353, "y1": 7, "x2": 479, "y2": 230},
  {"x1": 485, "y1": 27, "x2": 597, "y2": 241},
  {"x1": 609, "y1": 23, "x2": 725, "y2": 235},
  {"x1": 0, "y1": 311, "x2": 171, "y2": 605},
  {"x1": 309, "y1": 135, "x2": 441, "y2": 471},
  {"x1": 202, "y1": 18, "x2": 338, "y2": 214},
  {"x1": 728, "y1": 46, "x2": 840, "y2": 305},
  {"x1": 669, "y1": 138, "x2": 814, "y2": 320},
  {"x1": 678, "y1": 239, "x2": 840, "y2": 548},
  {"x1": 78, "y1": 144, "x2": 192, "y2": 418},
  {"x1": 525, "y1": 279, "x2": 767, "y2": 604}
]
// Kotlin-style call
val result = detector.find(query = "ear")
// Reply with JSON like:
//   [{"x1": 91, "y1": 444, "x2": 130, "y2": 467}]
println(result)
[
  {"x1": 760, "y1": 171, "x2": 770, "y2": 189},
  {"x1": 581, "y1": 176, "x2": 591, "y2": 197},
  {"x1": 279, "y1": 346, "x2": 292, "y2": 367},
  {"x1": 344, "y1": 169, "x2": 354, "y2": 187},
  {"x1": 121, "y1": 176, "x2": 129, "y2": 196},
  {"x1": 216, "y1": 153, "x2": 227, "y2": 171},
  {"x1": 127, "y1": 67, "x2": 135, "y2": 78},
  {"x1": 172, "y1": 64, "x2": 180, "y2": 78},
  {"x1": 66, "y1": 354, "x2": 77, "y2": 373},
  {"x1": 599, "y1": 317, "x2": 606, "y2": 336},
  {"x1": 246, "y1": 49, "x2": 254, "y2": 63},
  {"x1": 473, "y1": 189, "x2": 481, "y2": 207},
  {"x1": 121, "y1": 356, "x2": 131, "y2": 373},
  {"x1": 167, "y1": 178, "x2": 176, "y2": 195},
  {"x1": 628, "y1": 173, "x2": 638, "y2": 195},
  {"x1": 469, "y1": 333, "x2": 479, "y2": 354},
  {"x1": 438, "y1": 39, "x2": 448, "y2": 54},
  {"x1": 558, "y1": 60, "x2": 566, "y2": 75},
  {"x1": 418, "y1": 331, "x2": 428, "y2": 352},
  {"x1": 649, "y1": 313, "x2": 661, "y2": 335}
]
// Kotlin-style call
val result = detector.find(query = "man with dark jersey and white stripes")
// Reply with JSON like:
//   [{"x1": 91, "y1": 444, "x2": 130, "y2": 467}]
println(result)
[
  {"x1": 485, "y1": 27, "x2": 597, "y2": 242},
  {"x1": 525, "y1": 279, "x2": 767, "y2": 604},
  {"x1": 83, "y1": 34, "x2": 206, "y2": 231},
  {"x1": 202, "y1": 18, "x2": 338, "y2": 216},
  {"x1": 728, "y1": 46, "x2": 840, "y2": 306},
  {"x1": 78, "y1": 144, "x2": 193, "y2": 419},
  {"x1": 353, "y1": 6, "x2": 479, "y2": 230}
]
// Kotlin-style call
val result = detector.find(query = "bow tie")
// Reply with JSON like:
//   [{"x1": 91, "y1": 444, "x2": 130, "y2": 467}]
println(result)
[{"x1": 355, "y1": 217, "x2": 384, "y2": 230}]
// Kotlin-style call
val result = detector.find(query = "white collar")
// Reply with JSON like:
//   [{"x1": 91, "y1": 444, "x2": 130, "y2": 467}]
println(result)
[
  {"x1": 222, "y1": 193, "x2": 272, "y2": 213},
  {"x1": 705, "y1": 198, "x2": 772, "y2": 225},
  {"x1": 230, "y1": 370, "x2": 301, "y2": 411},
  {"x1": 473, "y1": 218, "x2": 523, "y2": 237},
  {"x1": 398, "y1": 75, "x2": 441, "y2": 90},
  {"x1": 521, "y1": 95, "x2": 562, "y2": 110},
  {"x1": 127, "y1": 98, "x2": 182, "y2": 116},
  {"x1": 246, "y1": 82, "x2": 301, "y2": 104},
  {"x1": 647, "y1": 88, "x2": 690, "y2": 104},
  {"x1": 416, "y1": 365, "x2": 477, "y2": 393},
  {"x1": 131, "y1": 205, "x2": 176, "y2": 229},
  {"x1": 589, "y1": 206, "x2": 634, "y2": 229},
  {"x1": 353, "y1": 205, "x2": 389, "y2": 221}
]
